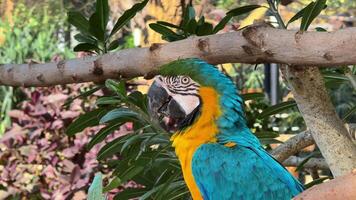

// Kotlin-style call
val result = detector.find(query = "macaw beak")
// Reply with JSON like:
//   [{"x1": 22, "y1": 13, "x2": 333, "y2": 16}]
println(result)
[{"x1": 147, "y1": 80, "x2": 187, "y2": 122}]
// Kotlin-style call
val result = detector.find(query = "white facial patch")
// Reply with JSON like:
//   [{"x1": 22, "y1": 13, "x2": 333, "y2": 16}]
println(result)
[{"x1": 171, "y1": 94, "x2": 200, "y2": 115}]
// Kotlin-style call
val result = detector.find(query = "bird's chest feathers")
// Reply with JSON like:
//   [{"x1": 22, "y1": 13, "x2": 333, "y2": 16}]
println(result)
[{"x1": 171, "y1": 87, "x2": 222, "y2": 199}]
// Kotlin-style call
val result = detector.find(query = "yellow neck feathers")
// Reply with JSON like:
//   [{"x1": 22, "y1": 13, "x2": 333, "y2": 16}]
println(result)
[{"x1": 171, "y1": 87, "x2": 222, "y2": 200}]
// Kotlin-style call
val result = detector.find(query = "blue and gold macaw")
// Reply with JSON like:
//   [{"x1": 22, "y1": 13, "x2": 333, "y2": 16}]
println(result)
[{"x1": 147, "y1": 58, "x2": 304, "y2": 200}]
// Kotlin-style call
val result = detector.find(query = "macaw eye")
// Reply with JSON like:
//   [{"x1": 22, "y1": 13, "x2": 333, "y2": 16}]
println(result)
[{"x1": 181, "y1": 77, "x2": 190, "y2": 84}]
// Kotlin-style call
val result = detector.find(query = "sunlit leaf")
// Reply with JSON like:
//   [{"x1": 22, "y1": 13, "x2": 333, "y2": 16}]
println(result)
[
  {"x1": 88, "y1": 173, "x2": 105, "y2": 200},
  {"x1": 110, "y1": 0, "x2": 149, "y2": 36},
  {"x1": 227, "y1": 5, "x2": 262, "y2": 16},
  {"x1": 300, "y1": 0, "x2": 327, "y2": 31}
]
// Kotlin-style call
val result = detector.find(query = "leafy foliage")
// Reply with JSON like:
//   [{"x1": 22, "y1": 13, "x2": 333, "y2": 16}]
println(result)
[
  {"x1": 68, "y1": 0, "x2": 148, "y2": 53},
  {"x1": 149, "y1": 5, "x2": 261, "y2": 41}
]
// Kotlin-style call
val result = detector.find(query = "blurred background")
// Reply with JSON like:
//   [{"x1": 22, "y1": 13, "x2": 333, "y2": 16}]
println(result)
[{"x1": 0, "y1": 0, "x2": 355, "y2": 199}]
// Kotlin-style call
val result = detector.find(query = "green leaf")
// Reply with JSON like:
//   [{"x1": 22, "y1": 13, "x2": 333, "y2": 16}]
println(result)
[
  {"x1": 100, "y1": 108, "x2": 140, "y2": 124},
  {"x1": 87, "y1": 121, "x2": 124, "y2": 150},
  {"x1": 241, "y1": 92, "x2": 265, "y2": 101},
  {"x1": 149, "y1": 23, "x2": 183, "y2": 41},
  {"x1": 258, "y1": 101, "x2": 297, "y2": 119},
  {"x1": 110, "y1": 0, "x2": 149, "y2": 37},
  {"x1": 342, "y1": 105, "x2": 356, "y2": 121},
  {"x1": 213, "y1": 15, "x2": 232, "y2": 34},
  {"x1": 97, "y1": 136, "x2": 129, "y2": 160},
  {"x1": 96, "y1": 96, "x2": 121, "y2": 105},
  {"x1": 88, "y1": 173, "x2": 105, "y2": 200},
  {"x1": 196, "y1": 22, "x2": 213, "y2": 36},
  {"x1": 227, "y1": 5, "x2": 262, "y2": 16},
  {"x1": 114, "y1": 188, "x2": 148, "y2": 200},
  {"x1": 66, "y1": 108, "x2": 108, "y2": 136},
  {"x1": 73, "y1": 43, "x2": 100, "y2": 53},
  {"x1": 108, "y1": 40, "x2": 120, "y2": 51},
  {"x1": 105, "y1": 79, "x2": 127, "y2": 97},
  {"x1": 183, "y1": 6, "x2": 196, "y2": 25},
  {"x1": 287, "y1": 2, "x2": 315, "y2": 26},
  {"x1": 103, "y1": 177, "x2": 121, "y2": 192},
  {"x1": 119, "y1": 165, "x2": 145, "y2": 183},
  {"x1": 120, "y1": 134, "x2": 142, "y2": 154},
  {"x1": 96, "y1": 0, "x2": 109, "y2": 31},
  {"x1": 74, "y1": 33, "x2": 98, "y2": 45},
  {"x1": 156, "y1": 21, "x2": 182, "y2": 30},
  {"x1": 300, "y1": 0, "x2": 327, "y2": 31},
  {"x1": 67, "y1": 11, "x2": 90, "y2": 35},
  {"x1": 315, "y1": 27, "x2": 327, "y2": 32},
  {"x1": 89, "y1": 13, "x2": 105, "y2": 42},
  {"x1": 63, "y1": 85, "x2": 103, "y2": 107},
  {"x1": 186, "y1": 19, "x2": 197, "y2": 33}
]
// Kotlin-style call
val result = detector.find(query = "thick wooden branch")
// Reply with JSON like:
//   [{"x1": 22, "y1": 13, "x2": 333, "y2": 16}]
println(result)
[
  {"x1": 2, "y1": 24, "x2": 356, "y2": 86},
  {"x1": 272, "y1": 130, "x2": 315, "y2": 162},
  {"x1": 283, "y1": 156, "x2": 329, "y2": 170},
  {"x1": 283, "y1": 66, "x2": 356, "y2": 177}
]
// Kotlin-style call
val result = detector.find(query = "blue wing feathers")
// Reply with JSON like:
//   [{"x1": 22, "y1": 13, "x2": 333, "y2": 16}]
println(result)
[{"x1": 192, "y1": 144, "x2": 303, "y2": 200}]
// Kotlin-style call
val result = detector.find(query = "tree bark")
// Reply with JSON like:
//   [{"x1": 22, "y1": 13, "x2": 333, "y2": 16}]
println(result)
[
  {"x1": 3, "y1": 24, "x2": 356, "y2": 86},
  {"x1": 283, "y1": 66, "x2": 356, "y2": 177},
  {"x1": 283, "y1": 156, "x2": 328, "y2": 170},
  {"x1": 271, "y1": 130, "x2": 315, "y2": 162}
]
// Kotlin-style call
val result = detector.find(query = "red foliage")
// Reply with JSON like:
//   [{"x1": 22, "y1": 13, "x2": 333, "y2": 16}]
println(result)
[{"x1": 0, "y1": 84, "x2": 125, "y2": 199}]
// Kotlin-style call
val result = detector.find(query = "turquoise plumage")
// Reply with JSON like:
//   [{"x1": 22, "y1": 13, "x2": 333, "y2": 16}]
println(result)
[{"x1": 157, "y1": 58, "x2": 304, "y2": 199}]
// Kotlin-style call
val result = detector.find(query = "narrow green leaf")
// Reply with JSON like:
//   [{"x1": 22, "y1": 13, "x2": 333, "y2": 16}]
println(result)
[
  {"x1": 119, "y1": 165, "x2": 145, "y2": 183},
  {"x1": 63, "y1": 85, "x2": 103, "y2": 107},
  {"x1": 241, "y1": 92, "x2": 265, "y2": 101},
  {"x1": 96, "y1": 96, "x2": 121, "y2": 105},
  {"x1": 287, "y1": 2, "x2": 315, "y2": 26},
  {"x1": 105, "y1": 79, "x2": 127, "y2": 98},
  {"x1": 103, "y1": 177, "x2": 121, "y2": 192},
  {"x1": 108, "y1": 40, "x2": 120, "y2": 51},
  {"x1": 300, "y1": 0, "x2": 327, "y2": 31},
  {"x1": 74, "y1": 33, "x2": 98, "y2": 45},
  {"x1": 73, "y1": 43, "x2": 100, "y2": 52},
  {"x1": 226, "y1": 5, "x2": 262, "y2": 16},
  {"x1": 342, "y1": 105, "x2": 356, "y2": 121},
  {"x1": 67, "y1": 11, "x2": 90, "y2": 35},
  {"x1": 258, "y1": 101, "x2": 297, "y2": 119},
  {"x1": 87, "y1": 121, "x2": 124, "y2": 150},
  {"x1": 114, "y1": 188, "x2": 148, "y2": 200},
  {"x1": 254, "y1": 131, "x2": 279, "y2": 139},
  {"x1": 66, "y1": 108, "x2": 108, "y2": 136},
  {"x1": 196, "y1": 22, "x2": 213, "y2": 36},
  {"x1": 97, "y1": 134, "x2": 131, "y2": 160},
  {"x1": 156, "y1": 21, "x2": 182, "y2": 30},
  {"x1": 315, "y1": 27, "x2": 327, "y2": 32},
  {"x1": 213, "y1": 15, "x2": 232, "y2": 34},
  {"x1": 100, "y1": 108, "x2": 140, "y2": 124},
  {"x1": 186, "y1": 19, "x2": 197, "y2": 33},
  {"x1": 89, "y1": 13, "x2": 105, "y2": 42},
  {"x1": 88, "y1": 173, "x2": 105, "y2": 200},
  {"x1": 149, "y1": 23, "x2": 182, "y2": 40},
  {"x1": 110, "y1": 0, "x2": 149, "y2": 36},
  {"x1": 120, "y1": 134, "x2": 142, "y2": 154},
  {"x1": 96, "y1": 0, "x2": 109, "y2": 31}
]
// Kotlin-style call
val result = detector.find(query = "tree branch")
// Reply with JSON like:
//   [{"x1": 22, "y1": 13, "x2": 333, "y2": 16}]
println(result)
[
  {"x1": 271, "y1": 130, "x2": 315, "y2": 162},
  {"x1": 283, "y1": 156, "x2": 329, "y2": 170},
  {"x1": 3, "y1": 24, "x2": 356, "y2": 86},
  {"x1": 283, "y1": 66, "x2": 356, "y2": 177}
]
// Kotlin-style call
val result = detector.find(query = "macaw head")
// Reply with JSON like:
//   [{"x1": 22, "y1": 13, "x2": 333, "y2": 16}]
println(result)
[{"x1": 147, "y1": 58, "x2": 246, "y2": 133}]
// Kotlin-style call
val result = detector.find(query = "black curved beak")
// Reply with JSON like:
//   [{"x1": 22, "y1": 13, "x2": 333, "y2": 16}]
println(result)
[{"x1": 147, "y1": 80, "x2": 186, "y2": 121}]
